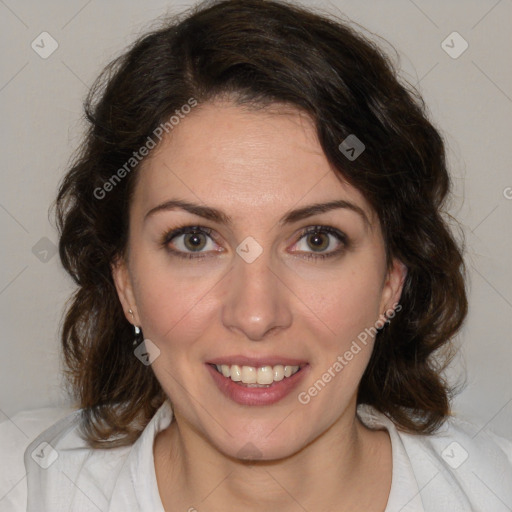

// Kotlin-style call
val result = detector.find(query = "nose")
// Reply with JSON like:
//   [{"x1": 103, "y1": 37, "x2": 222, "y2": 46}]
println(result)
[{"x1": 221, "y1": 250, "x2": 293, "y2": 341}]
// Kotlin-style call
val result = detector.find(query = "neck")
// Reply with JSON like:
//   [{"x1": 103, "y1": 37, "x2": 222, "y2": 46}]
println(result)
[{"x1": 154, "y1": 402, "x2": 392, "y2": 512}]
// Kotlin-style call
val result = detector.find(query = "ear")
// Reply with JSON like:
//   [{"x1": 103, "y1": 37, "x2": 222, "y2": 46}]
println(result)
[
  {"x1": 111, "y1": 255, "x2": 140, "y2": 326},
  {"x1": 379, "y1": 258, "x2": 407, "y2": 316}
]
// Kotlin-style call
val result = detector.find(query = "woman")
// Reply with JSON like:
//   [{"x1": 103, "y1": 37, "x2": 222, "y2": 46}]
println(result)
[{"x1": 1, "y1": 0, "x2": 511, "y2": 510}]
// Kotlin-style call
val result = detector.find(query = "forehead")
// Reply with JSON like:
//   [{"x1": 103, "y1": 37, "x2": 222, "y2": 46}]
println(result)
[{"x1": 135, "y1": 101, "x2": 375, "y2": 224}]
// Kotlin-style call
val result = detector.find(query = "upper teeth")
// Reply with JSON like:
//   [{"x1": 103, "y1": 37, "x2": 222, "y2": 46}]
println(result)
[{"x1": 215, "y1": 364, "x2": 300, "y2": 385}]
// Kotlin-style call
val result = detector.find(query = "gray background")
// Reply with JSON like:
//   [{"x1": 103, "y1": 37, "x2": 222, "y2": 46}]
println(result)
[{"x1": 0, "y1": 0, "x2": 511, "y2": 438}]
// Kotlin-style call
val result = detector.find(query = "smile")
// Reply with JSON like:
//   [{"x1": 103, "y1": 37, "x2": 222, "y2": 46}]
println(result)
[
  {"x1": 206, "y1": 361, "x2": 309, "y2": 405},
  {"x1": 213, "y1": 364, "x2": 302, "y2": 386}
]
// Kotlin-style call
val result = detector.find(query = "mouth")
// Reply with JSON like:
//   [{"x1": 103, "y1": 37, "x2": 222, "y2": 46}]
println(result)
[
  {"x1": 206, "y1": 359, "x2": 309, "y2": 406},
  {"x1": 209, "y1": 363, "x2": 304, "y2": 387}
]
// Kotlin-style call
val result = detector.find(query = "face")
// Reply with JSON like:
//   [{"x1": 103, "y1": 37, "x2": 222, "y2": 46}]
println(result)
[{"x1": 113, "y1": 100, "x2": 406, "y2": 460}]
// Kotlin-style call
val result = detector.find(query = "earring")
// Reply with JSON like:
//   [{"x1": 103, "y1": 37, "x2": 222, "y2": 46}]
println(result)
[
  {"x1": 129, "y1": 308, "x2": 142, "y2": 343},
  {"x1": 376, "y1": 312, "x2": 389, "y2": 332}
]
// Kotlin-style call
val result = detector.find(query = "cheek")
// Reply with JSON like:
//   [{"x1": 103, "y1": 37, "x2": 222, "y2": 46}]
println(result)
[
  {"x1": 131, "y1": 255, "x2": 220, "y2": 345},
  {"x1": 293, "y1": 269, "x2": 384, "y2": 415},
  {"x1": 293, "y1": 262, "x2": 385, "y2": 346}
]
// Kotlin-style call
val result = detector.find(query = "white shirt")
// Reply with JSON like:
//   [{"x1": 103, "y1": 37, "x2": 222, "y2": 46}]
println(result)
[{"x1": 1, "y1": 401, "x2": 511, "y2": 511}]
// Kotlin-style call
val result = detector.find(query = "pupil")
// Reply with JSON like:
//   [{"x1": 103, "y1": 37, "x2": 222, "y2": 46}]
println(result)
[
  {"x1": 185, "y1": 233, "x2": 205, "y2": 251},
  {"x1": 308, "y1": 233, "x2": 327, "y2": 251}
]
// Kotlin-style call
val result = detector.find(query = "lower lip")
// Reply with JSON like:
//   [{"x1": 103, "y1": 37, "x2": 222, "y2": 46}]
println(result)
[{"x1": 206, "y1": 364, "x2": 309, "y2": 406}]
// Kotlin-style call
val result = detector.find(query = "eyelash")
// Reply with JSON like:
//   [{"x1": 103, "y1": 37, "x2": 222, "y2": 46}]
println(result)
[{"x1": 160, "y1": 224, "x2": 349, "y2": 261}]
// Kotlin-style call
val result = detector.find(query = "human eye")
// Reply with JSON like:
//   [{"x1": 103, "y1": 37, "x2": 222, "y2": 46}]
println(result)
[
  {"x1": 290, "y1": 225, "x2": 349, "y2": 261},
  {"x1": 160, "y1": 225, "x2": 222, "y2": 260}
]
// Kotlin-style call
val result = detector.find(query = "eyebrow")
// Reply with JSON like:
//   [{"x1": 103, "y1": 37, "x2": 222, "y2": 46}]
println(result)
[{"x1": 144, "y1": 198, "x2": 370, "y2": 227}]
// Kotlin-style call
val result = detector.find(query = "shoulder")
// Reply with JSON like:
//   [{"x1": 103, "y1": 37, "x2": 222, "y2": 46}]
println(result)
[
  {"x1": 2, "y1": 401, "x2": 168, "y2": 511},
  {"x1": 0, "y1": 406, "x2": 74, "y2": 511},
  {"x1": 21, "y1": 406, "x2": 134, "y2": 511},
  {"x1": 415, "y1": 413, "x2": 512, "y2": 459},
  {"x1": 399, "y1": 414, "x2": 512, "y2": 510},
  {"x1": 402, "y1": 413, "x2": 512, "y2": 470},
  {"x1": 358, "y1": 405, "x2": 512, "y2": 510}
]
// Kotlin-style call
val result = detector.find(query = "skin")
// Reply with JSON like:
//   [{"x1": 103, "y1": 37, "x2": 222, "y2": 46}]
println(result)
[{"x1": 113, "y1": 100, "x2": 407, "y2": 512}]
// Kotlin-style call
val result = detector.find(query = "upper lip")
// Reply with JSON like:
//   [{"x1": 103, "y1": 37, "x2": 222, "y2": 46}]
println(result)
[{"x1": 207, "y1": 355, "x2": 308, "y2": 367}]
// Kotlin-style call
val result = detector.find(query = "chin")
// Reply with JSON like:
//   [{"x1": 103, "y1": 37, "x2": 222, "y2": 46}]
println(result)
[
  {"x1": 221, "y1": 433, "x2": 307, "y2": 463},
  {"x1": 202, "y1": 413, "x2": 313, "y2": 463}
]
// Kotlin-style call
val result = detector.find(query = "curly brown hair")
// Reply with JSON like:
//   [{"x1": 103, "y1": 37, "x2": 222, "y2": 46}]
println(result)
[{"x1": 55, "y1": 0, "x2": 467, "y2": 448}]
